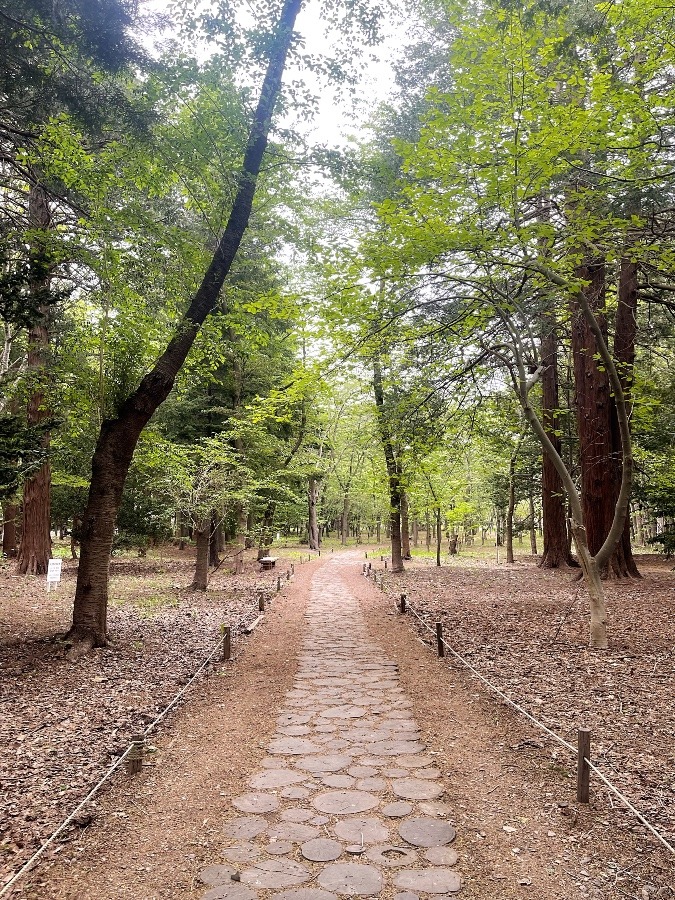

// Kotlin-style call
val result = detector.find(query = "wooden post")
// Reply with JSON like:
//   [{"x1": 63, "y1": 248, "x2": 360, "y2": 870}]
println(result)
[
  {"x1": 380, "y1": 576, "x2": 385, "y2": 591},
  {"x1": 436, "y1": 622, "x2": 445, "y2": 658},
  {"x1": 365, "y1": 552, "x2": 368, "y2": 558},
  {"x1": 222, "y1": 625, "x2": 231, "y2": 661},
  {"x1": 577, "y1": 728, "x2": 591, "y2": 803},
  {"x1": 367, "y1": 562, "x2": 372, "y2": 572},
  {"x1": 277, "y1": 576, "x2": 281, "y2": 592},
  {"x1": 291, "y1": 563, "x2": 295, "y2": 575},
  {"x1": 400, "y1": 593, "x2": 407, "y2": 614},
  {"x1": 259, "y1": 593, "x2": 265, "y2": 612},
  {"x1": 384, "y1": 559, "x2": 388, "y2": 570},
  {"x1": 126, "y1": 734, "x2": 144, "y2": 775},
  {"x1": 286, "y1": 569, "x2": 290, "y2": 580}
]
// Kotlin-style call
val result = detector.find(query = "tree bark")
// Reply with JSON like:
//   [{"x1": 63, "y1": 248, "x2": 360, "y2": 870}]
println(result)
[
  {"x1": 373, "y1": 358, "x2": 404, "y2": 573},
  {"x1": 308, "y1": 477, "x2": 320, "y2": 550},
  {"x1": 506, "y1": 458, "x2": 516, "y2": 564},
  {"x1": 209, "y1": 514, "x2": 220, "y2": 567},
  {"x1": 528, "y1": 490, "x2": 537, "y2": 555},
  {"x1": 17, "y1": 183, "x2": 52, "y2": 576},
  {"x1": 192, "y1": 519, "x2": 210, "y2": 591},
  {"x1": 539, "y1": 317, "x2": 576, "y2": 568},
  {"x1": 68, "y1": 0, "x2": 304, "y2": 647},
  {"x1": 435, "y1": 508, "x2": 442, "y2": 567},
  {"x1": 571, "y1": 258, "x2": 635, "y2": 578},
  {"x1": 400, "y1": 490, "x2": 411, "y2": 559},
  {"x1": 341, "y1": 494, "x2": 349, "y2": 545},
  {"x1": 608, "y1": 257, "x2": 640, "y2": 577}
]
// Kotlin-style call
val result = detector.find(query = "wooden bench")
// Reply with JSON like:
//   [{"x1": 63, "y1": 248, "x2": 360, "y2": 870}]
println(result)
[{"x1": 259, "y1": 556, "x2": 278, "y2": 571}]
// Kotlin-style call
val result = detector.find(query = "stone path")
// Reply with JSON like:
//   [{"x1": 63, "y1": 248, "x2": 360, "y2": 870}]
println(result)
[{"x1": 198, "y1": 560, "x2": 461, "y2": 899}]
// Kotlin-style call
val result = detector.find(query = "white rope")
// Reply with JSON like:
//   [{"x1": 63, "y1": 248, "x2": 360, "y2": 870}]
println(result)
[
  {"x1": 0, "y1": 745, "x2": 134, "y2": 898},
  {"x1": 0, "y1": 600, "x2": 264, "y2": 895},
  {"x1": 404, "y1": 598, "x2": 674, "y2": 855},
  {"x1": 585, "y1": 758, "x2": 675, "y2": 855}
]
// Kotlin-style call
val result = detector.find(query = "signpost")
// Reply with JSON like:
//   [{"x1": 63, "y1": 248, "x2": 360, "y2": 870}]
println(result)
[{"x1": 46, "y1": 558, "x2": 62, "y2": 592}]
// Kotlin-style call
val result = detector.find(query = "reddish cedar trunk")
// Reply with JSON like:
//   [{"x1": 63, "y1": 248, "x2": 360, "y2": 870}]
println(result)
[
  {"x1": 17, "y1": 184, "x2": 52, "y2": 575},
  {"x1": 192, "y1": 520, "x2": 209, "y2": 591},
  {"x1": 3, "y1": 504, "x2": 17, "y2": 556},
  {"x1": 608, "y1": 258, "x2": 640, "y2": 578},
  {"x1": 69, "y1": 0, "x2": 304, "y2": 647},
  {"x1": 373, "y1": 358, "x2": 404, "y2": 573},
  {"x1": 308, "y1": 477, "x2": 320, "y2": 550},
  {"x1": 401, "y1": 490, "x2": 411, "y2": 559},
  {"x1": 571, "y1": 259, "x2": 636, "y2": 578},
  {"x1": 539, "y1": 319, "x2": 575, "y2": 568}
]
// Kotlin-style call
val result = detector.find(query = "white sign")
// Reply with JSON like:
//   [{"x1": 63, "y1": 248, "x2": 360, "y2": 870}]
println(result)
[{"x1": 46, "y1": 558, "x2": 63, "y2": 584}]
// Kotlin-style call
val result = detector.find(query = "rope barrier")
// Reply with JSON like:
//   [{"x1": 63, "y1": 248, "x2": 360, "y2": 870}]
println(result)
[
  {"x1": 399, "y1": 592, "x2": 674, "y2": 856},
  {"x1": 0, "y1": 745, "x2": 134, "y2": 898},
  {"x1": 1, "y1": 583, "x2": 277, "y2": 896}
]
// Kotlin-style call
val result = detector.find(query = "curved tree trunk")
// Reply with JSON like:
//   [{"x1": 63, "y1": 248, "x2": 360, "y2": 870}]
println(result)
[{"x1": 68, "y1": 0, "x2": 304, "y2": 647}]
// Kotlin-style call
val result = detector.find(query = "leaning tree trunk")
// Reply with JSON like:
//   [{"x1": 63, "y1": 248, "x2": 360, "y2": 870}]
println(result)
[
  {"x1": 192, "y1": 519, "x2": 210, "y2": 591},
  {"x1": 17, "y1": 183, "x2": 52, "y2": 576},
  {"x1": 308, "y1": 477, "x2": 321, "y2": 550},
  {"x1": 68, "y1": 0, "x2": 304, "y2": 648},
  {"x1": 401, "y1": 490, "x2": 412, "y2": 559},
  {"x1": 373, "y1": 358, "x2": 404, "y2": 573},
  {"x1": 539, "y1": 316, "x2": 576, "y2": 568}
]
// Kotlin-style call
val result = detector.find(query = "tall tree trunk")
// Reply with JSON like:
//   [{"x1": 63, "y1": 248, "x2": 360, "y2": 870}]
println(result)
[
  {"x1": 571, "y1": 258, "x2": 633, "y2": 578},
  {"x1": 192, "y1": 519, "x2": 210, "y2": 591},
  {"x1": 308, "y1": 477, "x2": 320, "y2": 550},
  {"x1": 376, "y1": 517, "x2": 381, "y2": 543},
  {"x1": 68, "y1": 0, "x2": 304, "y2": 648},
  {"x1": 401, "y1": 490, "x2": 411, "y2": 559},
  {"x1": 506, "y1": 464, "x2": 516, "y2": 564},
  {"x1": 539, "y1": 318, "x2": 575, "y2": 567},
  {"x1": 425, "y1": 510, "x2": 431, "y2": 550},
  {"x1": 209, "y1": 514, "x2": 220, "y2": 567},
  {"x1": 373, "y1": 358, "x2": 403, "y2": 573},
  {"x1": 412, "y1": 518, "x2": 418, "y2": 547},
  {"x1": 608, "y1": 257, "x2": 640, "y2": 577},
  {"x1": 341, "y1": 494, "x2": 349, "y2": 545},
  {"x1": 3, "y1": 504, "x2": 17, "y2": 557},
  {"x1": 258, "y1": 502, "x2": 275, "y2": 559},
  {"x1": 528, "y1": 491, "x2": 537, "y2": 555},
  {"x1": 17, "y1": 183, "x2": 52, "y2": 576},
  {"x1": 435, "y1": 508, "x2": 442, "y2": 567}
]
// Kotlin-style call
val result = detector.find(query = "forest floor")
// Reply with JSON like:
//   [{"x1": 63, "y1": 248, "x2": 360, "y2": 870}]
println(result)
[
  {"x1": 378, "y1": 547, "x2": 675, "y2": 899},
  {"x1": 0, "y1": 544, "x2": 313, "y2": 892},
  {"x1": 1, "y1": 544, "x2": 673, "y2": 899}
]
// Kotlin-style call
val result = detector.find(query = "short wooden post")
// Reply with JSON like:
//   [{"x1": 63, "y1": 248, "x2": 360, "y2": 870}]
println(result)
[
  {"x1": 277, "y1": 576, "x2": 281, "y2": 592},
  {"x1": 318, "y1": 549, "x2": 321, "y2": 556},
  {"x1": 368, "y1": 562, "x2": 372, "y2": 572},
  {"x1": 380, "y1": 555, "x2": 384, "y2": 561},
  {"x1": 400, "y1": 593, "x2": 407, "y2": 614},
  {"x1": 222, "y1": 625, "x2": 231, "y2": 661},
  {"x1": 436, "y1": 622, "x2": 445, "y2": 657},
  {"x1": 286, "y1": 569, "x2": 290, "y2": 580},
  {"x1": 365, "y1": 552, "x2": 368, "y2": 558},
  {"x1": 577, "y1": 728, "x2": 591, "y2": 803},
  {"x1": 259, "y1": 593, "x2": 265, "y2": 612},
  {"x1": 384, "y1": 560, "x2": 388, "y2": 570},
  {"x1": 380, "y1": 576, "x2": 385, "y2": 591},
  {"x1": 126, "y1": 735, "x2": 145, "y2": 775},
  {"x1": 291, "y1": 563, "x2": 295, "y2": 575}
]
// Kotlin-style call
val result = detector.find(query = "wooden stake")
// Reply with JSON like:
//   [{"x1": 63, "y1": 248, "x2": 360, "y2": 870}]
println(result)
[
  {"x1": 259, "y1": 593, "x2": 265, "y2": 612},
  {"x1": 222, "y1": 625, "x2": 231, "y2": 660},
  {"x1": 277, "y1": 576, "x2": 281, "y2": 592},
  {"x1": 400, "y1": 593, "x2": 407, "y2": 614},
  {"x1": 577, "y1": 728, "x2": 591, "y2": 803},
  {"x1": 126, "y1": 734, "x2": 144, "y2": 775},
  {"x1": 384, "y1": 560, "x2": 388, "y2": 570},
  {"x1": 286, "y1": 570, "x2": 290, "y2": 580},
  {"x1": 436, "y1": 622, "x2": 445, "y2": 657}
]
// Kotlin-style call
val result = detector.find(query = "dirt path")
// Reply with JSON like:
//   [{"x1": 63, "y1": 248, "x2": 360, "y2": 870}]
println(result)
[{"x1": 23, "y1": 551, "x2": 630, "y2": 900}]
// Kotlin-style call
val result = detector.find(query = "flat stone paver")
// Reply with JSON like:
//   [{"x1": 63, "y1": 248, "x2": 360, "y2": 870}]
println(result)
[{"x1": 199, "y1": 558, "x2": 461, "y2": 898}]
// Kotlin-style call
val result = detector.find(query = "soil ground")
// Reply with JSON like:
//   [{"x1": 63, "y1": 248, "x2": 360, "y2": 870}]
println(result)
[{"x1": 1, "y1": 544, "x2": 673, "y2": 899}]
